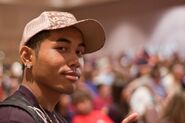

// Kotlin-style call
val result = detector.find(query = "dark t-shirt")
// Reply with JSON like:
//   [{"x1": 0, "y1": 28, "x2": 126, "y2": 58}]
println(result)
[{"x1": 0, "y1": 86, "x2": 67, "y2": 123}]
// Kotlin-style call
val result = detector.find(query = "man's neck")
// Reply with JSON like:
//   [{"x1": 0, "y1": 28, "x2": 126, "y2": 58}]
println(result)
[{"x1": 22, "y1": 82, "x2": 60, "y2": 112}]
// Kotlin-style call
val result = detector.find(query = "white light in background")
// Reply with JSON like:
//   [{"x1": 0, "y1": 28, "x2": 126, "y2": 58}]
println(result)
[
  {"x1": 49, "y1": 0, "x2": 65, "y2": 8},
  {"x1": 107, "y1": 22, "x2": 147, "y2": 57},
  {"x1": 49, "y1": 0, "x2": 84, "y2": 8},
  {"x1": 11, "y1": 62, "x2": 22, "y2": 77},
  {"x1": 0, "y1": 0, "x2": 16, "y2": 4},
  {"x1": 148, "y1": 6, "x2": 185, "y2": 59}
]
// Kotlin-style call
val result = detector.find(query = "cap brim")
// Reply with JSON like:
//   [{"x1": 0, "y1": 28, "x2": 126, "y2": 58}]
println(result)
[
  {"x1": 73, "y1": 19, "x2": 105, "y2": 54},
  {"x1": 20, "y1": 19, "x2": 105, "y2": 54}
]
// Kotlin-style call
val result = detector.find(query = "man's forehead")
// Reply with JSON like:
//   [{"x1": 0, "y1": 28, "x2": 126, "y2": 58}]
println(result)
[{"x1": 47, "y1": 29, "x2": 85, "y2": 47}]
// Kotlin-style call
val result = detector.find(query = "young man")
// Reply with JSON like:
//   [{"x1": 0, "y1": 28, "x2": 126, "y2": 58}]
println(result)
[{"x1": 0, "y1": 11, "x2": 137, "y2": 123}]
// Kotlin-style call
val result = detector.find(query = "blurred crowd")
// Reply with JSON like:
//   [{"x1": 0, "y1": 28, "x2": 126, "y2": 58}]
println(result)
[{"x1": 0, "y1": 48, "x2": 185, "y2": 123}]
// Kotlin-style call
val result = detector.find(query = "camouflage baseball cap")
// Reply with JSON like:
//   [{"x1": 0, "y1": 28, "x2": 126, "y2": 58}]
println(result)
[{"x1": 20, "y1": 11, "x2": 105, "y2": 54}]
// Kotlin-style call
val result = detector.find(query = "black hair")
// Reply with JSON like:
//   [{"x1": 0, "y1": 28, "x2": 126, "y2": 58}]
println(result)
[
  {"x1": 26, "y1": 30, "x2": 51, "y2": 50},
  {"x1": 22, "y1": 30, "x2": 51, "y2": 70}
]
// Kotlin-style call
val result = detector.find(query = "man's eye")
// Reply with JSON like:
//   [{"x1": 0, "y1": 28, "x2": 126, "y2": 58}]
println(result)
[{"x1": 57, "y1": 47, "x2": 67, "y2": 52}]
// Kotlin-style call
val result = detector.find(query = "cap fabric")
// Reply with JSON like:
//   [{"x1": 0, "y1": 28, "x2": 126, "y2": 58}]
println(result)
[{"x1": 20, "y1": 11, "x2": 105, "y2": 54}]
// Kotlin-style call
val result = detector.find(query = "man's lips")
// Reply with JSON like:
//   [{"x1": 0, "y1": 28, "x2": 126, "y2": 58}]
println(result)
[{"x1": 63, "y1": 71, "x2": 80, "y2": 82}]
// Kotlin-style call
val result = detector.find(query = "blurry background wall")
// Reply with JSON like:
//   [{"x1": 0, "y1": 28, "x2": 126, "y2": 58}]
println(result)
[{"x1": 0, "y1": 0, "x2": 185, "y2": 63}]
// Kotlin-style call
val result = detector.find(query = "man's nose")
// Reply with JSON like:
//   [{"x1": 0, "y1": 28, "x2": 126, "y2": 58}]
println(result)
[{"x1": 68, "y1": 53, "x2": 81, "y2": 68}]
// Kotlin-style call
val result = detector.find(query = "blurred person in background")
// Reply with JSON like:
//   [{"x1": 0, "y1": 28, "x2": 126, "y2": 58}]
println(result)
[
  {"x1": 1, "y1": 62, "x2": 22, "y2": 99},
  {"x1": 124, "y1": 52, "x2": 159, "y2": 122},
  {"x1": 0, "y1": 11, "x2": 138, "y2": 123},
  {"x1": 126, "y1": 64, "x2": 154, "y2": 113},
  {"x1": 148, "y1": 64, "x2": 167, "y2": 104},
  {"x1": 157, "y1": 80, "x2": 185, "y2": 123},
  {"x1": 93, "y1": 57, "x2": 115, "y2": 86},
  {"x1": 143, "y1": 64, "x2": 167, "y2": 123},
  {"x1": 108, "y1": 71, "x2": 130, "y2": 123},
  {"x1": 162, "y1": 63, "x2": 185, "y2": 97},
  {"x1": 128, "y1": 49, "x2": 150, "y2": 80},
  {"x1": 93, "y1": 84, "x2": 112, "y2": 114},
  {"x1": 71, "y1": 90, "x2": 113, "y2": 123},
  {"x1": 81, "y1": 66, "x2": 98, "y2": 98},
  {"x1": 55, "y1": 94, "x2": 73, "y2": 123}
]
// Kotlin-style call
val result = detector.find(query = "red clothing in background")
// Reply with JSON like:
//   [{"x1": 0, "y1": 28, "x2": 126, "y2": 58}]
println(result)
[{"x1": 72, "y1": 110, "x2": 113, "y2": 123}]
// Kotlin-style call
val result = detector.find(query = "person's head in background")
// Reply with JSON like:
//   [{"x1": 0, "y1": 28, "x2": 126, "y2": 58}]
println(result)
[
  {"x1": 96, "y1": 84, "x2": 111, "y2": 99},
  {"x1": 72, "y1": 90, "x2": 93, "y2": 114},
  {"x1": 171, "y1": 63, "x2": 185, "y2": 82},
  {"x1": 158, "y1": 81, "x2": 185, "y2": 123},
  {"x1": 19, "y1": 11, "x2": 105, "y2": 96}
]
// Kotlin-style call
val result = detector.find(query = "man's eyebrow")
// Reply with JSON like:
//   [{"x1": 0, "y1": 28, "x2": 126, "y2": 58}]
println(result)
[
  {"x1": 56, "y1": 38, "x2": 70, "y2": 43},
  {"x1": 56, "y1": 38, "x2": 86, "y2": 47}
]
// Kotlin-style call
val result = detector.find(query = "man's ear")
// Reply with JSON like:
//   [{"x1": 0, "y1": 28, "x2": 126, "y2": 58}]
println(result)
[{"x1": 19, "y1": 46, "x2": 34, "y2": 67}]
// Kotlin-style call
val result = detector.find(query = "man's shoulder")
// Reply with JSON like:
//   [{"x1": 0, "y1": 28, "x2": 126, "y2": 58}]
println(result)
[
  {"x1": 0, "y1": 91, "x2": 41, "y2": 123},
  {"x1": 0, "y1": 106, "x2": 35, "y2": 123}
]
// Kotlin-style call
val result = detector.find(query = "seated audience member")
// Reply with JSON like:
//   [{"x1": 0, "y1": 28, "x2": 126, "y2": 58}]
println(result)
[
  {"x1": 71, "y1": 90, "x2": 113, "y2": 123},
  {"x1": 55, "y1": 94, "x2": 73, "y2": 123},
  {"x1": 93, "y1": 84, "x2": 112, "y2": 114},
  {"x1": 108, "y1": 73, "x2": 130, "y2": 123},
  {"x1": 157, "y1": 80, "x2": 185, "y2": 123}
]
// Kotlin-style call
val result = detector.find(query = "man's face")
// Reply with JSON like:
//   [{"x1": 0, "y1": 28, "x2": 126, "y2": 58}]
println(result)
[{"x1": 31, "y1": 27, "x2": 85, "y2": 94}]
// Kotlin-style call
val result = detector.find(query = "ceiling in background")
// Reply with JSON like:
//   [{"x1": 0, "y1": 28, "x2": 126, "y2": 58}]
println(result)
[{"x1": 0, "y1": 0, "x2": 185, "y2": 63}]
